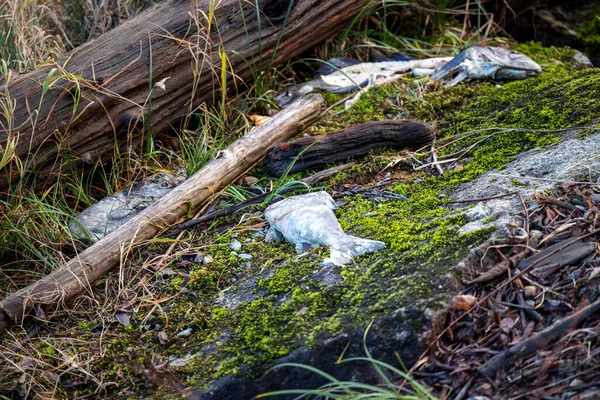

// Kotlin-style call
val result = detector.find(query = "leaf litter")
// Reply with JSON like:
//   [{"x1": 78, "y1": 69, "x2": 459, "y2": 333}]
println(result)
[{"x1": 410, "y1": 183, "x2": 600, "y2": 399}]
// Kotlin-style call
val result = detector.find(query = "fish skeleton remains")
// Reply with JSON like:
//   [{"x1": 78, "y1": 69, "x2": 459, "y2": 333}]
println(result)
[
  {"x1": 265, "y1": 191, "x2": 386, "y2": 266},
  {"x1": 275, "y1": 46, "x2": 542, "y2": 108},
  {"x1": 275, "y1": 56, "x2": 452, "y2": 108}
]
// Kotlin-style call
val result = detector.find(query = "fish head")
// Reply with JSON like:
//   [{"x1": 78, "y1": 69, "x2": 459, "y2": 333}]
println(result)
[
  {"x1": 478, "y1": 46, "x2": 542, "y2": 77},
  {"x1": 430, "y1": 46, "x2": 542, "y2": 86}
]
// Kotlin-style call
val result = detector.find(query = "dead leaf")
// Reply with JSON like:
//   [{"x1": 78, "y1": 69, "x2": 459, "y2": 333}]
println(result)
[
  {"x1": 248, "y1": 115, "x2": 269, "y2": 126},
  {"x1": 452, "y1": 294, "x2": 478, "y2": 311},
  {"x1": 17, "y1": 357, "x2": 36, "y2": 370},
  {"x1": 42, "y1": 370, "x2": 60, "y2": 384},
  {"x1": 159, "y1": 268, "x2": 178, "y2": 276},
  {"x1": 538, "y1": 221, "x2": 576, "y2": 246},
  {"x1": 243, "y1": 176, "x2": 259, "y2": 186},
  {"x1": 115, "y1": 312, "x2": 130, "y2": 327},
  {"x1": 500, "y1": 317, "x2": 515, "y2": 334},
  {"x1": 158, "y1": 331, "x2": 168, "y2": 345},
  {"x1": 589, "y1": 267, "x2": 600, "y2": 280}
]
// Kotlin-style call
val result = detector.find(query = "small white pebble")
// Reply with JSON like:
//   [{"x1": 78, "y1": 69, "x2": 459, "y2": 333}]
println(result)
[
  {"x1": 238, "y1": 253, "x2": 253, "y2": 260},
  {"x1": 298, "y1": 306, "x2": 309, "y2": 314},
  {"x1": 177, "y1": 328, "x2": 192, "y2": 338},
  {"x1": 230, "y1": 239, "x2": 242, "y2": 251},
  {"x1": 202, "y1": 255, "x2": 214, "y2": 265}
]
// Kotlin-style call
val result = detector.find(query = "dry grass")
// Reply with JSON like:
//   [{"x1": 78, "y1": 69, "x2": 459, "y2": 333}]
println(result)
[
  {"x1": 0, "y1": 0, "x2": 156, "y2": 73},
  {"x1": 0, "y1": 0, "x2": 66, "y2": 72}
]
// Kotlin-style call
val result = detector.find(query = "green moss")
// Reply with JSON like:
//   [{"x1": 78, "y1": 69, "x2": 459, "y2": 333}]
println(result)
[
  {"x1": 189, "y1": 192, "x2": 494, "y2": 382},
  {"x1": 307, "y1": 84, "x2": 398, "y2": 135},
  {"x1": 86, "y1": 45, "x2": 599, "y2": 396}
]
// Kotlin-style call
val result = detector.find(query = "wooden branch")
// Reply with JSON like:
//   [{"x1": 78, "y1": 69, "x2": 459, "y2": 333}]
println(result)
[
  {"x1": 0, "y1": 0, "x2": 370, "y2": 197},
  {"x1": 0, "y1": 94, "x2": 325, "y2": 332},
  {"x1": 478, "y1": 298, "x2": 600, "y2": 377},
  {"x1": 263, "y1": 120, "x2": 436, "y2": 176}
]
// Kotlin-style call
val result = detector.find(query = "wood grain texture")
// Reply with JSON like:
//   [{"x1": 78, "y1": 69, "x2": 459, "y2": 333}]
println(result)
[
  {"x1": 263, "y1": 120, "x2": 436, "y2": 176},
  {"x1": 0, "y1": 0, "x2": 370, "y2": 196},
  {"x1": 0, "y1": 93, "x2": 325, "y2": 331}
]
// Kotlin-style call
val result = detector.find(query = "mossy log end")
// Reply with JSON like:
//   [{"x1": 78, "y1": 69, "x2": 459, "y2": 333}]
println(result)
[
  {"x1": 263, "y1": 120, "x2": 436, "y2": 176},
  {"x1": 0, "y1": 93, "x2": 325, "y2": 332},
  {"x1": 0, "y1": 0, "x2": 370, "y2": 197}
]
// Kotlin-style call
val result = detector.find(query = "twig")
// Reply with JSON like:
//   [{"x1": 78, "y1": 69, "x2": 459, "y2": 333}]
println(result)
[
  {"x1": 478, "y1": 298, "x2": 600, "y2": 376},
  {"x1": 411, "y1": 228, "x2": 600, "y2": 375},
  {"x1": 537, "y1": 196, "x2": 577, "y2": 211},
  {"x1": 448, "y1": 191, "x2": 517, "y2": 204},
  {"x1": 463, "y1": 251, "x2": 526, "y2": 285},
  {"x1": 488, "y1": 174, "x2": 599, "y2": 186},
  {"x1": 430, "y1": 145, "x2": 444, "y2": 175},
  {"x1": 454, "y1": 376, "x2": 475, "y2": 400}
]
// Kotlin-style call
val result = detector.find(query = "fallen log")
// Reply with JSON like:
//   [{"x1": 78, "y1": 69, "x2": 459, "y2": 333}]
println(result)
[
  {"x1": 263, "y1": 120, "x2": 436, "y2": 176},
  {"x1": 0, "y1": 93, "x2": 325, "y2": 332},
  {"x1": 0, "y1": 0, "x2": 371, "y2": 197}
]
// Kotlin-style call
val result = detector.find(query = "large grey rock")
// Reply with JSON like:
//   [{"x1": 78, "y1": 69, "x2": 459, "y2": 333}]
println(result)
[
  {"x1": 453, "y1": 131, "x2": 600, "y2": 235},
  {"x1": 70, "y1": 172, "x2": 185, "y2": 241}
]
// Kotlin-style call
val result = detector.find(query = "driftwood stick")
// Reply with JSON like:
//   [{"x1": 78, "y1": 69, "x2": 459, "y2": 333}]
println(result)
[
  {"x1": 263, "y1": 120, "x2": 436, "y2": 176},
  {"x1": 0, "y1": 94, "x2": 325, "y2": 332},
  {"x1": 163, "y1": 162, "x2": 355, "y2": 238},
  {"x1": 478, "y1": 298, "x2": 600, "y2": 377}
]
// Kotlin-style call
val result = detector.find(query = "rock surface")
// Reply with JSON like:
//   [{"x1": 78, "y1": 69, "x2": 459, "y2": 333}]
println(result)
[
  {"x1": 454, "y1": 130, "x2": 600, "y2": 236},
  {"x1": 180, "y1": 52, "x2": 600, "y2": 399},
  {"x1": 70, "y1": 172, "x2": 185, "y2": 241}
]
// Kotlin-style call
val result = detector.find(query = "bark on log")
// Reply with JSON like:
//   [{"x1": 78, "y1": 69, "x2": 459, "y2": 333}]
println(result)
[
  {"x1": 0, "y1": 93, "x2": 325, "y2": 332},
  {"x1": 0, "y1": 0, "x2": 370, "y2": 197},
  {"x1": 263, "y1": 120, "x2": 436, "y2": 176}
]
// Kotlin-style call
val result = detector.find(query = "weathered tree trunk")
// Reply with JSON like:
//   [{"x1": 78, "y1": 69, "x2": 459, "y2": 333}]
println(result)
[
  {"x1": 0, "y1": 94, "x2": 325, "y2": 331},
  {"x1": 263, "y1": 120, "x2": 436, "y2": 176},
  {"x1": 0, "y1": 0, "x2": 370, "y2": 197}
]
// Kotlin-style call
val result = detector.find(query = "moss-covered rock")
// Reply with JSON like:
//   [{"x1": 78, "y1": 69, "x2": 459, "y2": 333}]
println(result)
[
  {"x1": 577, "y1": 10, "x2": 600, "y2": 59},
  {"x1": 73, "y1": 45, "x2": 600, "y2": 399},
  {"x1": 165, "y1": 46, "x2": 600, "y2": 398}
]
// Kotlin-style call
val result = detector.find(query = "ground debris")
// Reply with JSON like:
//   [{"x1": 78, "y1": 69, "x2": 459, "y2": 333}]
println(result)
[{"x1": 412, "y1": 184, "x2": 600, "y2": 399}]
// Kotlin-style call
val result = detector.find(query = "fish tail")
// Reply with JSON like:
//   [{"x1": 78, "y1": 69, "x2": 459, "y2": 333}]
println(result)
[{"x1": 326, "y1": 236, "x2": 386, "y2": 266}]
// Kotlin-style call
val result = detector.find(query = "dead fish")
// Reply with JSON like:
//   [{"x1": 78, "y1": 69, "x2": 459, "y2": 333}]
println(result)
[
  {"x1": 430, "y1": 46, "x2": 542, "y2": 86},
  {"x1": 275, "y1": 56, "x2": 451, "y2": 108},
  {"x1": 265, "y1": 191, "x2": 386, "y2": 266},
  {"x1": 276, "y1": 46, "x2": 542, "y2": 108}
]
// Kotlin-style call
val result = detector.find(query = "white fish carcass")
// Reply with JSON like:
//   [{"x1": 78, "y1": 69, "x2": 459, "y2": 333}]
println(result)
[{"x1": 265, "y1": 191, "x2": 385, "y2": 266}]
